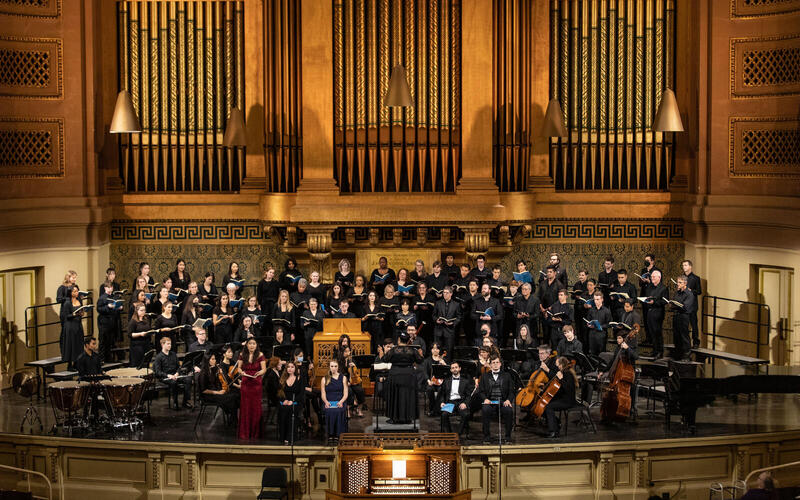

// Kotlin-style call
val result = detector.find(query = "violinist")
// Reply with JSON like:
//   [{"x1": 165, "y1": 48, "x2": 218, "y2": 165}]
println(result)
[
  {"x1": 543, "y1": 356, "x2": 579, "y2": 438},
  {"x1": 418, "y1": 341, "x2": 448, "y2": 416},
  {"x1": 339, "y1": 345, "x2": 365, "y2": 417},
  {"x1": 438, "y1": 360, "x2": 473, "y2": 437},
  {"x1": 198, "y1": 351, "x2": 239, "y2": 418},
  {"x1": 476, "y1": 346, "x2": 492, "y2": 379},
  {"x1": 477, "y1": 356, "x2": 515, "y2": 445},
  {"x1": 220, "y1": 345, "x2": 241, "y2": 394}
]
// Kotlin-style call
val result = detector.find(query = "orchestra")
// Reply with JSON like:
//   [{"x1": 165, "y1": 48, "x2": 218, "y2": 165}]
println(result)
[{"x1": 52, "y1": 251, "x2": 701, "y2": 443}]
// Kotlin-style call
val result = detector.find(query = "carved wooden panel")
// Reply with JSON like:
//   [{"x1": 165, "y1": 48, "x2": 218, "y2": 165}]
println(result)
[
  {"x1": 0, "y1": 37, "x2": 62, "y2": 99},
  {"x1": 730, "y1": 117, "x2": 800, "y2": 178},
  {"x1": 732, "y1": 34, "x2": 800, "y2": 98},
  {"x1": 731, "y1": 0, "x2": 800, "y2": 18},
  {"x1": 0, "y1": 117, "x2": 63, "y2": 178},
  {"x1": 0, "y1": 0, "x2": 59, "y2": 17}
]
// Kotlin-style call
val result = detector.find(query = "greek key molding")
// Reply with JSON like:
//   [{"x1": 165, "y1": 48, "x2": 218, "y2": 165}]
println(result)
[
  {"x1": 729, "y1": 116, "x2": 800, "y2": 178},
  {"x1": 0, "y1": 116, "x2": 63, "y2": 178},
  {"x1": 529, "y1": 220, "x2": 684, "y2": 240},
  {"x1": 0, "y1": 0, "x2": 59, "y2": 17},
  {"x1": 110, "y1": 220, "x2": 268, "y2": 242},
  {"x1": 731, "y1": 0, "x2": 800, "y2": 18},
  {"x1": 731, "y1": 34, "x2": 800, "y2": 98}
]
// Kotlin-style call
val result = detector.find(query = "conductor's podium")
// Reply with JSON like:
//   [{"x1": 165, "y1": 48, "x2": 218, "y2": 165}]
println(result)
[{"x1": 312, "y1": 318, "x2": 371, "y2": 379}]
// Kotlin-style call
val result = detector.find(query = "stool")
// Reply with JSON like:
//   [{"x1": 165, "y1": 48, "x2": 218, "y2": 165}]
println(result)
[{"x1": 559, "y1": 403, "x2": 596, "y2": 436}]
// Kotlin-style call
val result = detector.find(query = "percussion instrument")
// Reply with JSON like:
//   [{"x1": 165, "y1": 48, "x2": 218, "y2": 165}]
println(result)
[
  {"x1": 48, "y1": 381, "x2": 90, "y2": 433},
  {"x1": 12, "y1": 371, "x2": 40, "y2": 398},
  {"x1": 100, "y1": 377, "x2": 146, "y2": 430},
  {"x1": 107, "y1": 367, "x2": 153, "y2": 380}
]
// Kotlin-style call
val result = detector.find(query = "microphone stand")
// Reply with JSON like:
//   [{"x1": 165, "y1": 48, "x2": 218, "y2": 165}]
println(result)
[
  {"x1": 498, "y1": 392, "x2": 503, "y2": 500},
  {"x1": 290, "y1": 392, "x2": 296, "y2": 500}
]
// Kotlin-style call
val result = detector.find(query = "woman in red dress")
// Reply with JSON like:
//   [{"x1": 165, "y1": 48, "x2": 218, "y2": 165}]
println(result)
[{"x1": 236, "y1": 337, "x2": 266, "y2": 439}]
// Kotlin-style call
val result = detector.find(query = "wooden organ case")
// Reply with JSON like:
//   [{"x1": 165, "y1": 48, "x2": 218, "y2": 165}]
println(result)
[{"x1": 326, "y1": 433, "x2": 470, "y2": 499}]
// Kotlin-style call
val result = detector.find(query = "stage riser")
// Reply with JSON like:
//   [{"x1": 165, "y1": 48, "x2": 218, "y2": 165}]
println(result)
[{"x1": 2, "y1": 431, "x2": 799, "y2": 500}]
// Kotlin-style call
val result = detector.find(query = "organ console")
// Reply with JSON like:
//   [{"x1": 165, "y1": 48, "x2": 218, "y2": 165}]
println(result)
[{"x1": 326, "y1": 433, "x2": 470, "y2": 499}]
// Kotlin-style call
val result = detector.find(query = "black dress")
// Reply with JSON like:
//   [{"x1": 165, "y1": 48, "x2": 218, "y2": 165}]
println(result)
[
  {"x1": 307, "y1": 283, "x2": 326, "y2": 307},
  {"x1": 384, "y1": 345, "x2": 423, "y2": 422},
  {"x1": 361, "y1": 303, "x2": 384, "y2": 353},
  {"x1": 212, "y1": 306, "x2": 235, "y2": 344},
  {"x1": 256, "y1": 279, "x2": 280, "y2": 320},
  {"x1": 198, "y1": 368, "x2": 240, "y2": 414},
  {"x1": 277, "y1": 377, "x2": 305, "y2": 443},
  {"x1": 127, "y1": 318, "x2": 152, "y2": 368},
  {"x1": 153, "y1": 314, "x2": 179, "y2": 345},
  {"x1": 300, "y1": 308, "x2": 325, "y2": 358},
  {"x1": 221, "y1": 274, "x2": 245, "y2": 298},
  {"x1": 60, "y1": 300, "x2": 85, "y2": 367}
]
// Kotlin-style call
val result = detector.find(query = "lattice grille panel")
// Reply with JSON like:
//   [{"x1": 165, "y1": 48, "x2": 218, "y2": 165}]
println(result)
[
  {"x1": 743, "y1": 48, "x2": 800, "y2": 86},
  {"x1": 0, "y1": 48, "x2": 50, "y2": 87},
  {"x1": 0, "y1": 130, "x2": 52, "y2": 167},
  {"x1": 344, "y1": 458, "x2": 369, "y2": 495},
  {"x1": 550, "y1": 0, "x2": 676, "y2": 191},
  {"x1": 429, "y1": 459, "x2": 452, "y2": 494},
  {"x1": 741, "y1": 129, "x2": 800, "y2": 166},
  {"x1": 744, "y1": 0, "x2": 795, "y2": 5},
  {"x1": 0, "y1": 0, "x2": 48, "y2": 6}
]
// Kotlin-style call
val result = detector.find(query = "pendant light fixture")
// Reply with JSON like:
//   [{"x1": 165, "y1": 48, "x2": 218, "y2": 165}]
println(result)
[
  {"x1": 542, "y1": 98, "x2": 567, "y2": 138},
  {"x1": 109, "y1": 90, "x2": 141, "y2": 134},
  {"x1": 653, "y1": 88, "x2": 684, "y2": 132},
  {"x1": 223, "y1": 107, "x2": 247, "y2": 147}
]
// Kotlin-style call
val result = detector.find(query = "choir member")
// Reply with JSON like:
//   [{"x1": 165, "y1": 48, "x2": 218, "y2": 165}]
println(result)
[
  {"x1": 642, "y1": 270, "x2": 669, "y2": 359},
  {"x1": 279, "y1": 258, "x2": 302, "y2": 294},
  {"x1": 321, "y1": 359, "x2": 349, "y2": 443},
  {"x1": 326, "y1": 283, "x2": 346, "y2": 315},
  {"x1": 413, "y1": 282, "x2": 436, "y2": 341},
  {"x1": 242, "y1": 296, "x2": 265, "y2": 336},
  {"x1": 221, "y1": 261, "x2": 244, "y2": 298},
  {"x1": 153, "y1": 337, "x2": 193, "y2": 410},
  {"x1": 515, "y1": 260, "x2": 534, "y2": 289},
  {"x1": 233, "y1": 315, "x2": 256, "y2": 345},
  {"x1": 237, "y1": 338, "x2": 266, "y2": 439},
  {"x1": 334, "y1": 258, "x2": 355, "y2": 293},
  {"x1": 438, "y1": 360, "x2": 473, "y2": 437},
  {"x1": 138, "y1": 262, "x2": 155, "y2": 288},
  {"x1": 212, "y1": 295, "x2": 236, "y2": 344},
  {"x1": 128, "y1": 303, "x2": 152, "y2": 368},
  {"x1": 395, "y1": 268, "x2": 415, "y2": 298},
  {"x1": 586, "y1": 291, "x2": 612, "y2": 356},
  {"x1": 681, "y1": 260, "x2": 703, "y2": 348},
  {"x1": 671, "y1": 275, "x2": 697, "y2": 360},
  {"x1": 544, "y1": 289, "x2": 574, "y2": 347},
  {"x1": 610, "y1": 269, "x2": 637, "y2": 321},
  {"x1": 153, "y1": 300, "x2": 179, "y2": 346},
  {"x1": 597, "y1": 255, "x2": 617, "y2": 304},
  {"x1": 472, "y1": 283, "x2": 503, "y2": 342},
  {"x1": 409, "y1": 259, "x2": 428, "y2": 284},
  {"x1": 361, "y1": 291, "x2": 384, "y2": 353},
  {"x1": 426, "y1": 260, "x2": 449, "y2": 298},
  {"x1": 347, "y1": 275, "x2": 367, "y2": 317},
  {"x1": 306, "y1": 271, "x2": 326, "y2": 306},
  {"x1": 501, "y1": 281, "x2": 520, "y2": 345},
  {"x1": 460, "y1": 278, "x2": 480, "y2": 347},
  {"x1": 394, "y1": 298, "x2": 417, "y2": 341},
  {"x1": 99, "y1": 267, "x2": 120, "y2": 294},
  {"x1": 514, "y1": 282, "x2": 540, "y2": 342},
  {"x1": 333, "y1": 300, "x2": 355, "y2": 319},
  {"x1": 468, "y1": 255, "x2": 490, "y2": 286},
  {"x1": 383, "y1": 333, "x2": 423, "y2": 424},
  {"x1": 442, "y1": 253, "x2": 460, "y2": 283},
  {"x1": 148, "y1": 281, "x2": 172, "y2": 316},
  {"x1": 301, "y1": 297, "x2": 325, "y2": 356},
  {"x1": 538, "y1": 252, "x2": 568, "y2": 289},
  {"x1": 272, "y1": 290, "x2": 296, "y2": 339},
  {"x1": 277, "y1": 361, "x2": 304, "y2": 444},
  {"x1": 369, "y1": 256, "x2": 396, "y2": 296},
  {"x1": 543, "y1": 357, "x2": 578, "y2": 438},
  {"x1": 477, "y1": 356, "x2": 514, "y2": 444},
  {"x1": 169, "y1": 258, "x2": 191, "y2": 293},
  {"x1": 256, "y1": 267, "x2": 280, "y2": 322},
  {"x1": 273, "y1": 326, "x2": 294, "y2": 347},
  {"x1": 487, "y1": 265, "x2": 507, "y2": 300},
  {"x1": 537, "y1": 266, "x2": 561, "y2": 328},
  {"x1": 96, "y1": 281, "x2": 121, "y2": 362},
  {"x1": 433, "y1": 286, "x2": 461, "y2": 358},
  {"x1": 290, "y1": 279, "x2": 311, "y2": 310},
  {"x1": 637, "y1": 254, "x2": 660, "y2": 331},
  {"x1": 379, "y1": 284, "x2": 400, "y2": 340},
  {"x1": 265, "y1": 356, "x2": 284, "y2": 416},
  {"x1": 556, "y1": 324, "x2": 583, "y2": 357},
  {"x1": 199, "y1": 272, "x2": 218, "y2": 305}
]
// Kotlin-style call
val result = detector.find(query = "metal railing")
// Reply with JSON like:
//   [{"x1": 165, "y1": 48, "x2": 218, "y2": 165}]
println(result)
[
  {"x1": 702, "y1": 295, "x2": 770, "y2": 360},
  {"x1": 24, "y1": 293, "x2": 94, "y2": 361},
  {"x1": 0, "y1": 463, "x2": 52, "y2": 500}
]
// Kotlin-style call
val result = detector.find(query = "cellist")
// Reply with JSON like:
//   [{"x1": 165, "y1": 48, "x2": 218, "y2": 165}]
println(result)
[{"x1": 543, "y1": 357, "x2": 579, "y2": 438}]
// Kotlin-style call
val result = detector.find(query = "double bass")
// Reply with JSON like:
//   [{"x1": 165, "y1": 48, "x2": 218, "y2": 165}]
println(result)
[
  {"x1": 515, "y1": 351, "x2": 557, "y2": 410},
  {"x1": 600, "y1": 324, "x2": 639, "y2": 422}
]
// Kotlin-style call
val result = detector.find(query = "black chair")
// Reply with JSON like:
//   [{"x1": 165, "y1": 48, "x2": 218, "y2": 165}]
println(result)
[
  {"x1": 558, "y1": 401, "x2": 597, "y2": 436},
  {"x1": 257, "y1": 467, "x2": 289, "y2": 500},
  {"x1": 193, "y1": 398, "x2": 225, "y2": 431}
]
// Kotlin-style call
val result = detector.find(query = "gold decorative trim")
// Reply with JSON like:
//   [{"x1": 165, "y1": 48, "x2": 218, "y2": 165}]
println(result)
[
  {"x1": 730, "y1": 34, "x2": 800, "y2": 99},
  {"x1": 0, "y1": 36, "x2": 63, "y2": 99},
  {"x1": 0, "y1": 0, "x2": 60, "y2": 18},
  {"x1": 730, "y1": 0, "x2": 800, "y2": 18},
  {"x1": 729, "y1": 116, "x2": 800, "y2": 178},
  {"x1": 0, "y1": 116, "x2": 64, "y2": 178}
]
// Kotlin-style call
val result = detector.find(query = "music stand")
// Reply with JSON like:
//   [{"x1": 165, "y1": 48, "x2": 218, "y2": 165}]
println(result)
[
  {"x1": 353, "y1": 354, "x2": 376, "y2": 370},
  {"x1": 273, "y1": 344, "x2": 299, "y2": 362},
  {"x1": 500, "y1": 349, "x2": 527, "y2": 366},
  {"x1": 453, "y1": 346, "x2": 479, "y2": 360},
  {"x1": 526, "y1": 347, "x2": 541, "y2": 361},
  {"x1": 181, "y1": 350, "x2": 205, "y2": 372},
  {"x1": 431, "y1": 364, "x2": 451, "y2": 381},
  {"x1": 564, "y1": 351, "x2": 596, "y2": 373},
  {"x1": 256, "y1": 336, "x2": 276, "y2": 354},
  {"x1": 505, "y1": 367, "x2": 523, "y2": 391},
  {"x1": 455, "y1": 360, "x2": 478, "y2": 380}
]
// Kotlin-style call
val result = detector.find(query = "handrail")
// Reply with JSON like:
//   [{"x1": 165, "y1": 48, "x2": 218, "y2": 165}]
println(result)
[
  {"x1": 0, "y1": 463, "x2": 53, "y2": 500},
  {"x1": 702, "y1": 295, "x2": 770, "y2": 360},
  {"x1": 24, "y1": 292, "x2": 94, "y2": 360},
  {"x1": 744, "y1": 460, "x2": 800, "y2": 485}
]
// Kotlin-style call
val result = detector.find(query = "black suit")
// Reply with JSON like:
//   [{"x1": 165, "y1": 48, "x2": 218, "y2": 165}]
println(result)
[
  {"x1": 684, "y1": 272, "x2": 702, "y2": 345},
  {"x1": 438, "y1": 375, "x2": 474, "y2": 435},
  {"x1": 644, "y1": 283, "x2": 669, "y2": 356},
  {"x1": 476, "y1": 371, "x2": 515, "y2": 440},
  {"x1": 433, "y1": 298, "x2": 461, "y2": 357},
  {"x1": 471, "y1": 295, "x2": 504, "y2": 341},
  {"x1": 671, "y1": 289, "x2": 696, "y2": 359}
]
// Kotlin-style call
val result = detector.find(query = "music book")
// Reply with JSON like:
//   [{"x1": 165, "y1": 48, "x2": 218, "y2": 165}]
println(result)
[
  {"x1": 229, "y1": 299, "x2": 244, "y2": 308},
  {"x1": 111, "y1": 300, "x2": 125, "y2": 311},
  {"x1": 230, "y1": 279, "x2": 245, "y2": 288},
  {"x1": 373, "y1": 362, "x2": 392, "y2": 370},
  {"x1": 362, "y1": 312, "x2": 385, "y2": 320},
  {"x1": 198, "y1": 303, "x2": 214, "y2": 314},
  {"x1": 111, "y1": 289, "x2": 128, "y2": 297},
  {"x1": 490, "y1": 285, "x2": 508, "y2": 293},
  {"x1": 513, "y1": 271, "x2": 533, "y2": 283},
  {"x1": 609, "y1": 322, "x2": 632, "y2": 330},
  {"x1": 329, "y1": 307, "x2": 340, "y2": 314},
  {"x1": 539, "y1": 270, "x2": 547, "y2": 276},
  {"x1": 503, "y1": 296, "x2": 515, "y2": 303},
  {"x1": 475, "y1": 307, "x2": 495, "y2": 318},
  {"x1": 284, "y1": 274, "x2": 301, "y2": 284},
  {"x1": 441, "y1": 403, "x2": 455, "y2": 414},
  {"x1": 73, "y1": 304, "x2": 93, "y2": 314},
  {"x1": 452, "y1": 284, "x2": 467, "y2": 292},
  {"x1": 380, "y1": 303, "x2": 397, "y2": 310},
  {"x1": 583, "y1": 318, "x2": 603, "y2": 331},
  {"x1": 372, "y1": 273, "x2": 390, "y2": 282},
  {"x1": 547, "y1": 311, "x2": 566, "y2": 318},
  {"x1": 144, "y1": 312, "x2": 157, "y2": 318},
  {"x1": 302, "y1": 317, "x2": 319, "y2": 325},
  {"x1": 144, "y1": 293, "x2": 154, "y2": 301},
  {"x1": 415, "y1": 301, "x2": 434, "y2": 308},
  {"x1": 578, "y1": 297, "x2": 592, "y2": 304},
  {"x1": 637, "y1": 296, "x2": 652, "y2": 303},
  {"x1": 487, "y1": 400, "x2": 500, "y2": 405},
  {"x1": 249, "y1": 314, "x2": 268, "y2": 322},
  {"x1": 663, "y1": 297, "x2": 685, "y2": 308},
  {"x1": 397, "y1": 284, "x2": 415, "y2": 294},
  {"x1": 168, "y1": 293, "x2": 182, "y2": 302},
  {"x1": 437, "y1": 317, "x2": 456, "y2": 325},
  {"x1": 670, "y1": 278, "x2": 678, "y2": 285},
  {"x1": 429, "y1": 288, "x2": 442, "y2": 296},
  {"x1": 349, "y1": 293, "x2": 366, "y2": 300},
  {"x1": 609, "y1": 292, "x2": 630, "y2": 299},
  {"x1": 272, "y1": 318, "x2": 291, "y2": 325},
  {"x1": 290, "y1": 300, "x2": 307, "y2": 308},
  {"x1": 634, "y1": 272, "x2": 650, "y2": 280}
]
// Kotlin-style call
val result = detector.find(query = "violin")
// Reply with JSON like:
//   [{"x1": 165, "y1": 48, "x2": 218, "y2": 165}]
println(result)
[
  {"x1": 515, "y1": 351, "x2": 557, "y2": 409},
  {"x1": 428, "y1": 353, "x2": 448, "y2": 385},
  {"x1": 217, "y1": 366, "x2": 229, "y2": 393},
  {"x1": 600, "y1": 324, "x2": 639, "y2": 422},
  {"x1": 348, "y1": 358, "x2": 362, "y2": 386}
]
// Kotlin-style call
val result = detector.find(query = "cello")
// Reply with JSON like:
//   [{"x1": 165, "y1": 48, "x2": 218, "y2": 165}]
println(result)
[
  {"x1": 532, "y1": 358, "x2": 577, "y2": 417},
  {"x1": 515, "y1": 351, "x2": 557, "y2": 409},
  {"x1": 600, "y1": 324, "x2": 639, "y2": 422}
]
